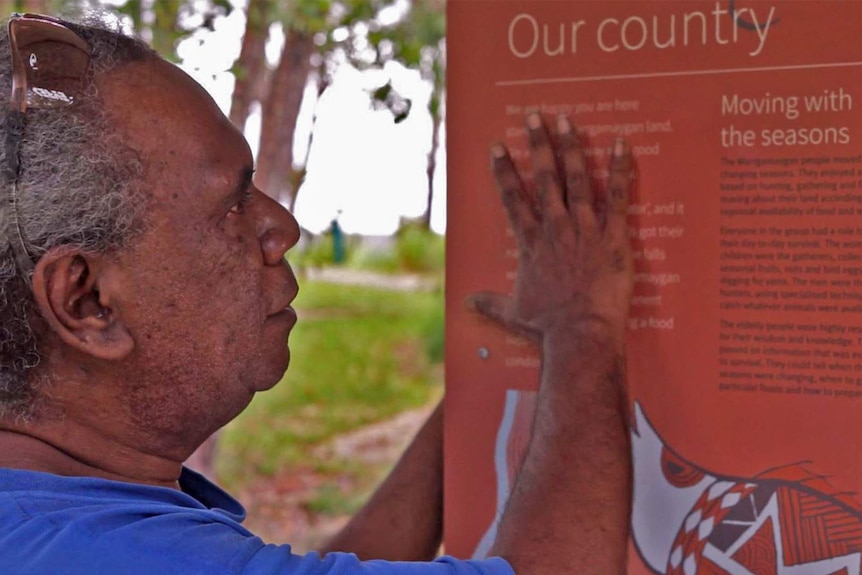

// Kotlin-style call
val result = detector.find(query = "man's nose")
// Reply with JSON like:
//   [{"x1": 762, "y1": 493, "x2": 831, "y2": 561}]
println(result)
[{"x1": 256, "y1": 190, "x2": 300, "y2": 266}]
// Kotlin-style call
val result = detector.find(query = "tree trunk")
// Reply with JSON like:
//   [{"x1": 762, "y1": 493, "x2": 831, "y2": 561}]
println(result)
[
  {"x1": 422, "y1": 85, "x2": 443, "y2": 230},
  {"x1": 229, "y1": 0, "x2": 271, "y2": 130},
  {"x1": 421, "y1": 99, "x2": 441, "y2": 229},
  {"x1": 256, "y1": 29, "x2": 315, "y2": 206},
  {"x1": 150, "y1": 2, "x2": 181, "y2": 59},
  {"x1": 291, "y1": 74, "x2": 331, "y2": 212},
  {"x1": 2, "y1": 0, "x2": 48, "y2": 13}
]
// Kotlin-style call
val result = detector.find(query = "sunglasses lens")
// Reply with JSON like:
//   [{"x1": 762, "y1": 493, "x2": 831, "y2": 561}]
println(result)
[{"x1": 10, "y1": 18, "x2": 90, "y2": 108}]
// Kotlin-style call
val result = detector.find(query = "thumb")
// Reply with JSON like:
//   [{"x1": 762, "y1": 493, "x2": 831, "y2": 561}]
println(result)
[
  {"x1": 465, "y1": 291, "x2": 511, "y2": 326},
  {"x1": 466, "y1": 292, "x2": 541, "y2": 344}
]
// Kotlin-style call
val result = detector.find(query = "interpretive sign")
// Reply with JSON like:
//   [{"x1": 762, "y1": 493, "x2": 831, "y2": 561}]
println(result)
[{"x1": 445, "y1": 2, "x2": 862, "y2": 573}]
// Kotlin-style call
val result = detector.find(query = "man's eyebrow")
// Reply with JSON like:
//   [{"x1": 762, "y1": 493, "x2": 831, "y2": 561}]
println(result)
[
  {"x1": 237, "y1": 167, "x2": 255, "y2": 195},
  {"x1": 227, "y1": 166, "x2": 255, "y2": 204}
]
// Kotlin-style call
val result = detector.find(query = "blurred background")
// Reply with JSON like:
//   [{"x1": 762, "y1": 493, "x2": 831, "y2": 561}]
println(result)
[{"x1": 3, "y1": 0, "x2": 447, "y2": 552}]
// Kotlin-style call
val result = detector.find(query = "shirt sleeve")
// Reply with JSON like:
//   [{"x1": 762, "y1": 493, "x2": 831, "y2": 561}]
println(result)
[{"x1": 242, "y1": 547, "x2": 516, "y2": 575}]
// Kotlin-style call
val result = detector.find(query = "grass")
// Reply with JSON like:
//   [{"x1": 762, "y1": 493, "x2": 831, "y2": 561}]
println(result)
[
  {"x1": 292, "y1": 222, "x2": 446, "y2": 277},
  {"x1": 217, "y1": 279, "x2": 444, "y2": 493}
]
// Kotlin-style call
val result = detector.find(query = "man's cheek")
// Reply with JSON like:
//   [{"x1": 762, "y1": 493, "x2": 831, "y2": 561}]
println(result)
[{"x1": 210, "y1": 239, "x2": 254, "y2": 279}]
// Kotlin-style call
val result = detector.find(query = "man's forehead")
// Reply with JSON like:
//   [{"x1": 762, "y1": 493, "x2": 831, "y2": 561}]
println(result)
[
  {"x1": 99, "y1": 57, "x2": 245, "y2": 161},
  {"x1": 97, "y1": 56, "x2": 252, "y2": 196}
]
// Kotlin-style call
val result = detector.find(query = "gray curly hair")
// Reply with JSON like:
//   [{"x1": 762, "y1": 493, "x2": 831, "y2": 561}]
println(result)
[{"x1": 0, "y1": 16, "x2": 154, "y2": 420}]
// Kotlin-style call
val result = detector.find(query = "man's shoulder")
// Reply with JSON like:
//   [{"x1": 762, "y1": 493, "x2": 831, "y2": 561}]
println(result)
[
  {"x1": 0, "y1": 467, "x2": 262, "y2": 574},
  {"x1": 0, "y1": 467, "x2": 246, "y2": 525},
  {"x1": 244, "y1": 551, "x2": 515, "y2": 575},
  {"x1": 0, "y1": 468, "x2": 515, "y2": 575}
]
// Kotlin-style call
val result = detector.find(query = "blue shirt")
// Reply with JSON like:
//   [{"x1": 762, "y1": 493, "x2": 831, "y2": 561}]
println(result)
[{"x1": 0, "y1": 467, "x2": 514, "y2": 575}]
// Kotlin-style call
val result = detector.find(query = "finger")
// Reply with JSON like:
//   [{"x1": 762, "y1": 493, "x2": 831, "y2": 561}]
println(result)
[
  {"x1": 466, "y1": 292, "x2": 541, "y2": 343},
  {"x1": 555, "y1": 115, "x2": 596, "y2": 237},
  {"x1": 465, "y1": 291, "x2": 512, "y2": 326},
  {"x1": 491, "y1": 143, "x2": 539, "y2": 246},
  {"x1": 526, "y1": 114, "x2": 568, "y2": 231},
  {"x1": 603, "y1": 138, "x2": 634, "y2": 247}
]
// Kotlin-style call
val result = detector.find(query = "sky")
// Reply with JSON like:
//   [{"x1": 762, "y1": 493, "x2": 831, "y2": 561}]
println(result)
[{"x1": 172, "y1": 3, "x2": 447, "y2": 236}]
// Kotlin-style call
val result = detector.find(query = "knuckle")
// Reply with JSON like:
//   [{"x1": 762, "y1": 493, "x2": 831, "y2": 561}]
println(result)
[
  {"x1": 566, "y1": 173, "x2": 588, "y2": 196},
  {"x1": 533, "y1": 167, "x2": 558, "y2": 191},
  {"x1": 593, "y1": 193, "x2": 608, "y2": 209},
  {"x1": 546, "y1": 214, "x2": 572, "y2": 237},
  {"x1": 608, "y1": 183, "x2": 629, "y2": 203},
  {"x1": 500, "y1": 181, "x2": 521, "y2": 197},
  {"x1": 499, "y1": 187, "x2": 521, "y2": 210},
  {"x1": 610, "y1": 152, "x2": 633, "y2": 171},
  {"x1": 494, "y1": 165, "x2": 519, "y2": 185},
  {"x1": 557, "y1": 132, "x2": 579, "y2": 155},
  {"x1": 573, "y1": 208, "x2": 597, "y2": 233},
  {"x1": 528, "y1": 125, "x2": 549, "y2": 149},
  {"x1": 610, "y1": 248, "x2": 628, "y2": 272}
]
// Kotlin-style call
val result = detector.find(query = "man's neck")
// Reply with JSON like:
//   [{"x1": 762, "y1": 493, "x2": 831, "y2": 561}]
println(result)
[{"x1": 0, "y1": 421, "x2": 183, "y2": 490}]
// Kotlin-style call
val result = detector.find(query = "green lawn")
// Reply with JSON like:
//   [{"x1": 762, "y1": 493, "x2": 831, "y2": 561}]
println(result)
[{"x1": 217, "y1": 279, "x2": 444, "y2": 493}]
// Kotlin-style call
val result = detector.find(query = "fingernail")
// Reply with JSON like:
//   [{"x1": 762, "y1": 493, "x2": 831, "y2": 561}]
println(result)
[
  {"x1": 556, "y1": 114, "x2": 570, "y2": 135},
  {"x1": 612, "y1": 137, "x2": 628, "y2": 158},
  {"x1": 526, "y1": 112, "x2": 542, "y2": 131},
  {"x1": 490, "y1": 143, "x2": 507, "y2": 160}
]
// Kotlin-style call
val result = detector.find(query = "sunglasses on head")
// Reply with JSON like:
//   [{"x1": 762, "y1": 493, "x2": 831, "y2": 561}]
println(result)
[{"x1": 4, "y1": 13, "x2": 90, "y2": 278}]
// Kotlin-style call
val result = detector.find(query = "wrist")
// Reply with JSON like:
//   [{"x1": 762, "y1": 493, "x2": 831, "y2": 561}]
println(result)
[
  {"x1": 541, "y1": 317, "x2": 625, "y2": 359},
  {"x1": 540, "y1": 320, "x2": 627, "y2": 409}
]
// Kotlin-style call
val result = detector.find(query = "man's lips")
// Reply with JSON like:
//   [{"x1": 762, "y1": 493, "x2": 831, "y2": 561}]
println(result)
[
  {"x1": 268, "y1": 305, "x2": 298, "y2": 328},
  {"x1": 269, "y1": 302, "x2": 297, "y2": 317},
  {"x1": 269, "y1": 263, "x2": 299, "y2": 319},
  {"x1": 272, "y1": 264, "x2": 299, "y2": 315}
]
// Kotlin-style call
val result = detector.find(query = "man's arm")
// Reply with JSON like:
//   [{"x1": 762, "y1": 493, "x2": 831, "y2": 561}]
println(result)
[
  {"x1": 473, "y1": 113, "x2": 634, "y2": 574},
  {"x1": 321, "y1": 112, "x2": 633, "y2": 572},
  {"x1": 322, "y1": 401, "x2": 443, "y2": 561}
]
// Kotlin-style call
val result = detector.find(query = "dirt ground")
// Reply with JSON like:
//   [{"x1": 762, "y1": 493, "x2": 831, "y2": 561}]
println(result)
[{"x1": 231, "y1": 404, "x2": 435, "y2": 553}]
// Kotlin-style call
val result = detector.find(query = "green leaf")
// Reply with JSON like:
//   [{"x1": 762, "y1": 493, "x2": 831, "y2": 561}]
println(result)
[{"x1": 115, "y1": 0, "x2": 144, "y2": 32}]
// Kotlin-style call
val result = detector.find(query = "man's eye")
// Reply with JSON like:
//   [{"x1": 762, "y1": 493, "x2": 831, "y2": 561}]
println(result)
[{"x1": 229, "y1": 190, "x2": 254, "y2": 215}]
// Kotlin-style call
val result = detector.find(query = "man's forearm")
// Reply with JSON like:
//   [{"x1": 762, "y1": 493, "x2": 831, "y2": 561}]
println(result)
[
  {"x1": 491, "y1": 329, "x2": 632, "y2": 574},
  {"x1": 322, "y1": 401, "x2": 443, "y2": 561}
]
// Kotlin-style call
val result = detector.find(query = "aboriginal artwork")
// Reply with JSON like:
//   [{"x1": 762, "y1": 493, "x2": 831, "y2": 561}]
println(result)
[
  {"x1": 632, "y1": 404, "x2": 862, "y2": 575},
  {"x1": 473, "y1": 394, "x2": 862, "y2": 574}
]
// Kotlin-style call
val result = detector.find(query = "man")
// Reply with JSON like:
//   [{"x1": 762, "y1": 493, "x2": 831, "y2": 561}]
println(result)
[{"x1": 0, "y1": 14, "x2": 633, "y2": 575}]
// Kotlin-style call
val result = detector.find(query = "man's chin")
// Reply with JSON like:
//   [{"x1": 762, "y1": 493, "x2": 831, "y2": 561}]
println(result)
[{"x1": 254, "y1": 348, "x2": 291, "y2": 392}]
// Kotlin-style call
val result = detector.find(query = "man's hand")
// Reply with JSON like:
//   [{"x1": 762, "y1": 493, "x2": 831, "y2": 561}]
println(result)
[
  {"x1": 470, "y1": 113, "x2": 634, "y2": 347},
  {"x1": 479, "y1": 114, "x2": 636, "y2": 575}
]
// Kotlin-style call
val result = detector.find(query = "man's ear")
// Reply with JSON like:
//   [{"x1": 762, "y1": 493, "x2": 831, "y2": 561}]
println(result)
[{"x1": 30, "y1": 246, "x2": 134, "y2": 361}]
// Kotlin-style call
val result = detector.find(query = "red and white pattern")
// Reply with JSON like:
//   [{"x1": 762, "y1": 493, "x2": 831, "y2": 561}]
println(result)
[
  {"x1": 666, "y1": 482, "x2": 757, "y2": 575},
  {"x1": 632, "y1": 403, "x2": 862, "y2": 575}
]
